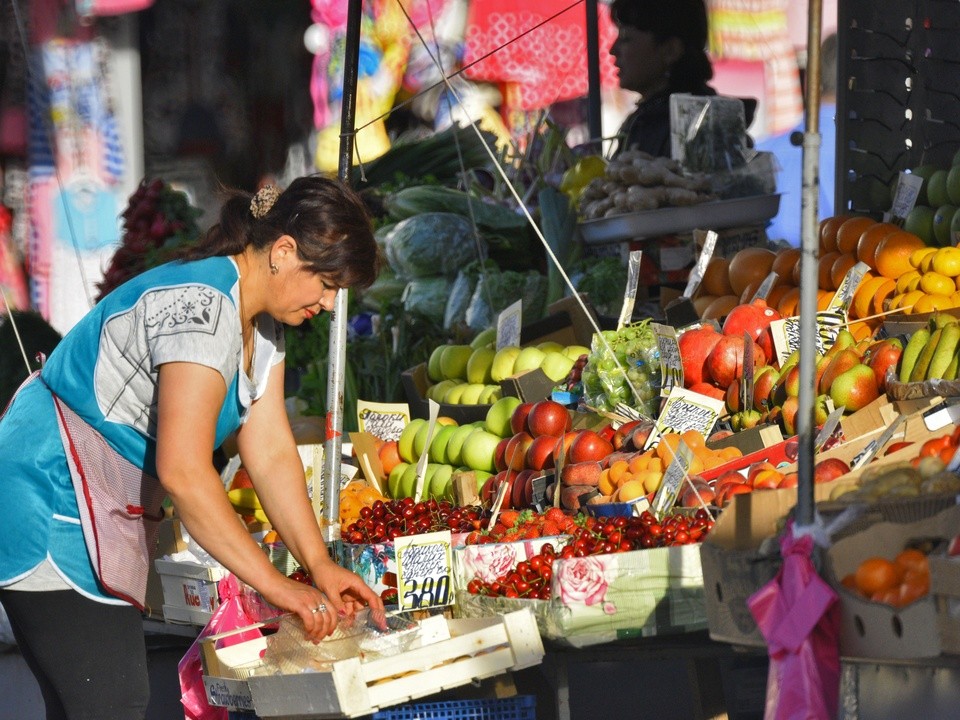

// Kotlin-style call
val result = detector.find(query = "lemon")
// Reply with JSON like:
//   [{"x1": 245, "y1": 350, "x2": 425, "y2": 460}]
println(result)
[
  {"x1": 560, "y1": 155, "x2": 607, "y2": 200},
  {"x1": 910, "y1": 246, "x2": 937, "y2": 269},
  {"x1": 913, "y1": 293, "x2": 956, "y2": 314},
  {"x1": 896, "y1": 269, "x2": 921, "y2": 294},
  {"x1": 900, "y1": 290, "x2": 926, "y2": 313},
  {"x1": 933, "y1": 247, "x2": 960, "y2": 277},
  {"x1": 920, "y1": 272, "x2": 956, "y2": 296}
]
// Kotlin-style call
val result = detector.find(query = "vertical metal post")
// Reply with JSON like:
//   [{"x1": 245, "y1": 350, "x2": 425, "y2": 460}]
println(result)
[
  {"x1": 796, "y1": 0, "x2": 824, "y2": 526},
  {"x1": 585, "y1": 0, "x2": 603, "y2": 143},
  {"x1": 322, "y1": 0, "x2": 363, "y2": 543}
]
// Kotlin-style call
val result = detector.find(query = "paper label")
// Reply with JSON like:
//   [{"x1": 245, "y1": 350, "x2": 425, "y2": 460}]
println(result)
[
  {"x1": 653, "y1": 323, "x2": 683, "y2": 398},
  {"x1": 651, "y1": 441, "x2": 693, "y2": 519},
  {"x1": 828, "y1": 262, "x2": 870, "y2": 314},
  {"x1": 683, "y1": 230, "x2": 718, "y2": 298},
  {"x1": 887, "y1": 171, "x2": 923, "y2": 224},
  {"x1": 644, "y1": 387, "x2": 725, "y2": 450},
  {"x1": 357, "y1": 401, "x2": 410, "y2": 442},
  {"x1": 617, "y1": 251, "x2": 642, "y2": 330},
  {"x1": 488, "y1": 478, "x2": 511, "y2": 525},
  {"x1": 413, "y1": 400, "x2": 440, "y2": 502},
  {"x1": 395, "y1": 530, "x2": 454, "y2": 611},
  {"x1": 496, "y1": 300, "x2": 522, "y2": 351}
]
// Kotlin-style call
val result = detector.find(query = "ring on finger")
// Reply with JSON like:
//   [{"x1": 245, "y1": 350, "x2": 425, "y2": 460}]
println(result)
[{"x1": 311, "y1": 603, "x2": 327, "y2": 614}]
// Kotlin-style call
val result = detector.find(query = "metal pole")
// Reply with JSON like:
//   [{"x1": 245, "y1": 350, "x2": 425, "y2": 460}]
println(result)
[
  {"x1": 323, "y1": 0, "x2": 363, "y2": 543},
  {"x1": 585, "y1": 0, "x2": 603, "y2": 143},
  {"x1": 796, "y1": 0, "x2": 824, "y2": 527}
]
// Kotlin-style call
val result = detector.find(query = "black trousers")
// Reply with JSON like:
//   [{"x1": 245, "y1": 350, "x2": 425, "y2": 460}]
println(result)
[{"x1": 0, "y1": 589, "x2": 150, "y2": 720}]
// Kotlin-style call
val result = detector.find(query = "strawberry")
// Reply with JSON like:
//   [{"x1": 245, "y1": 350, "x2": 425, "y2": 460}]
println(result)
[
  {"x1": 545, "y1": 507, "x2": 567, "y2": 523},
  {"x1": 499, "y1": 510, "x2": 520, "y2": 528},
  {"x1": 523, "y1": 526, "x2": 542, "y2": 539},
  {"x1": 541, "y1": 521, "x2": 561, "y2": 537}
]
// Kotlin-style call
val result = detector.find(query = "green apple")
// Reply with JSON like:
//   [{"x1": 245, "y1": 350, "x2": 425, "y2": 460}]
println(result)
[
  {"x1": 470, "y1": 327, "x2": 497, "y2": 349},
  {"x1": 429, "y1": 425, "x2": 457, "y2": 464},
  {"x1": 539, "y1": 351, "x2": 576, "y2": 382},
  {"x1": 428, "y1": 463, "x2": 454, "y2": 500},
  {"x1": 425, "y1": 379, "x2": 457, "y2": 402},
  {"x1": 443, "y1": 382, "x2": 469, "y2": 404},
  {"x1": 490, "y1": 346, "x2": 521, "y2": 382},
  {"x1": 460, "y1": 429, "x2": 501, "y2": 473},
  {"x1": 398, "y1": 419, "x2": 426, "y2": 463},
  {"x1": 478, "y1": 384, "x2": 502, "y2": 404},
  {"x1": 562, "y1": 344, "x2": 591, "y2": 361},
  {"x1": 387, "y1": 461, "x2": 410, "y2": 499},
  {"x1": 466, "y1": 346, "x2": 496, "y2": 384},
  {"x1": 536, "y1": 340, "x2": 564, "y2": 354},
  {"x1": 485, "y1": 396, "x2": 522, "y2": 437},
  {"x1": 397, "y1": 463, "x2": 420, "y2": 499},
  {"x1": 413, "y1": 421, "x2": 435, "y2": 458},
  {"x1": 427, "y1": 344, "x2": 449, "y2": 382},
  {"x1": 513, "y1": 346, "x2": 546, "y2": 374},
  {"x1": 439, "y1": 344, "x2": 473, "y2": 381},
  {"x1": 444, "y1": 424, "x2": 476, "y2": 466},
  {"x1": 459, "y1": 383, "x2": 487, "y2": 405}
]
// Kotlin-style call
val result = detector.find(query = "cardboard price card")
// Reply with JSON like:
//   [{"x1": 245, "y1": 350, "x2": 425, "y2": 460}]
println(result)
[
  {"x1": 617, "y1": 250, "x2": 643, "y2": 330},
  {"x1": 652, "y1": 323, "x2": 683, "y2": 397},
  {"x1": 643, "y1": 386, "x2": 725, "y2": 450},
  {"x1": 356, "y1": 401, "x2": 410, "y2": 442},
  {"x1": 770, "y1": 312, "x2": 844, "y2": 366},
  {"x1": 828, "y1": 261, "x2": 870, "y2": 314},
  {"x1": 395, "y1": 530, "x2": 454, "y2": 611},
  {"x1": 683, "y1": 230, "x2": 718, "y2": 298},
  {"x1": 886, "y1": 171, "x2": 923, "y2": 225},
  {"x1": 413, "y1": 400, "x2": 440, "y2": 503},
  {"x1": 496, "y1": 300, "x2": 522, "y2": 350}
]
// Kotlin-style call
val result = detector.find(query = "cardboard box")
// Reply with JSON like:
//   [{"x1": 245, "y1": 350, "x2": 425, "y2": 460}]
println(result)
[
  {"x1": 156, "y1": 558, "x2": 227, "y2": 626},
  {"x1": 200, "y1": 609, "x2": 544, "y2": 718},
  {"x1": 825, "y1": 504, "x2": 960, "y2": 659},
  {"x1": 400, "y1": 363, "x2": 490, "y2": 425},
  {"x1": 499, "y1": 368, "x2": 557, "y2": 403},
  {"x1": 519, "y1": 295, "x2": 597, "y2": 348}
]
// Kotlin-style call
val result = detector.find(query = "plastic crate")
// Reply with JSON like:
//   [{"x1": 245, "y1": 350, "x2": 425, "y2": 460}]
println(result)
[{"x1": 371, "y1": 695, "x2": 536, "y2": 720}]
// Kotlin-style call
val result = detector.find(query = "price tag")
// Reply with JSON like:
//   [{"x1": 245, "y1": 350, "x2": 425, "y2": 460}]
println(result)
[
  {"x1": 751, "y1": 271, "x2": 779, "y2": 302},
  {"x1": 617, "y1": 251, "x2": 643, "y2": 330},
  {"x1": 886, "y1": 171, "x2": 923, "y2": 225},
  {"x1": 413, "y1": 400, "x2": 440, "y2": 503},
  {"x1": 653, "y1": 323, "x2": 683, "y2": 397},
  {"x1": 651, "y1": 441, "x2": 693, "y2": 519},
  {"x1": 356, "y1": 401, "x2": 410, "y2": 442},
  {"x1": 496, "y1": 300, "x2": 522, "y2": 351},
  {"x1": 828, "y1": 262, "x2": 870, "y2": 314},
  {"x1": 770, "y1": 312, "x2": 844, "y2": 365},
  {"x1": 683, "y1": 230, "x2": 718, "y2": 298},
  {"x1": 643, "y1": 387, "x2": 725, "y2": 450},
  {"x1": 395, "y1": 530, "x2": 454, "y2": 611}
]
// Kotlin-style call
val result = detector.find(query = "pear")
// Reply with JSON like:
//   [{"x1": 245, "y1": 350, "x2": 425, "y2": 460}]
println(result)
[
  {"x1": 470, "y1": 327, "x2": 497, "y2": 349},
  {"x1": 512, "y1": 346, "x2": 546, "y2": 374},
  {"x1": 830, "y1": 363, "x2": 880, "y2": 412},
  {"x1": 563, "y1": 344, "x2": 591, "y2": 361},
  {"x1": 540, "y1": 351, "x2": 576, "y2": 382},
  {"x1": 427, "y1": 344, "x2": 449, "y2": 382}
]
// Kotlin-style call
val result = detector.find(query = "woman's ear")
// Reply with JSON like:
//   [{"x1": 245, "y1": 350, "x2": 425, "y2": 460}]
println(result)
[{"x1": 272, "y1": 234, "x2": 298, "y2": 267}]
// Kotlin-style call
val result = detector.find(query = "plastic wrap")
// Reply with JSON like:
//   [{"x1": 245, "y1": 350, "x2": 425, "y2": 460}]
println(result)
[
  {"x1": 580, "y1": 323, "x2": 661, "y2": 417},
  {"x1": 670, "y1": 94, "x2": 752, "y2": 173}
]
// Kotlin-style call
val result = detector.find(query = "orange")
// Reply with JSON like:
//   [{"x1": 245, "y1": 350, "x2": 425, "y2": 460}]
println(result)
[
  {"x1": 820, "y1": 214, "x2": 854, "y2": 253},
  {"x1": 898, "y1": 290, "x2": 926, "y2": 314},
  {"x1": 836, "y1": 216, "x2": 877, "y2": 255},
  {"x1": 817, "y1": 289, "x2": 834, "y2": 310},
  {"x1": 777, "y1": 286, "x2": 801, "y2": 317},
  {"x1": 717, "y1": 445, "x2": 743, "y2": 461},
  {"x1": 920, "y1": 272, "x2": 955, "y2": 296},
  {"x1": 702, "y1": 256, "x2": 734, "y2": 296},
  {"x1": 830, "y1": 253, "x2": 859, "y2": 290},
  {"x1": 680, "y1": 428, "x2": 706, "y2": 450},
  {"x1": 765, "y1": 283, "x2": 792, "y2": 312},
  {"x1": 728, "y1": 247, "x2": 777, "y2": 297},
  {"x1": 856, "y1": 222, "x2": 899, "y2": 270},
  {"x1": 871, "y1": 278, "x2": 897, "y2": 315},
  {"x1": 817, "y1": 251, "x2": 841, "y2": 289},
  {"x1": 852, "y1": 275, "x2": 886, "y2": 319},
  {"x1": 875, "y1": 231, "x2": 927, "y2": 279},
  {"x1": 771, "y1": 247, "x2": 801, "y2": 280},
  {"x1": 894, "y1": 548, "x2": 930, "y2": 575},
  {"x1": 910, "y1": 246, "x2": 937, "y2": 270},
  {"x1": 701, "y1": 294, "x2": 740, "y2": 320},
  {"x1": 693, "y1": 295, "x2": 718, "y2": 317},
  {"x1": 854, "y1": 557, "x2": 902, "y2": 596},
  {"x1": 895, "y1": 269, "x2": 922, "y2": 294},
  {"x1": 848, "y1": 320, "x2": 875, "y2": 342},
  {"x1": 378, "y1": 440, "x2": 403, "y2": 476},
  {"x1": 912, "y1": 293, "x2": 956, "y2": 314},
  {"x1": 933, "y1": 247, "x2": 960, "y2": 277}
]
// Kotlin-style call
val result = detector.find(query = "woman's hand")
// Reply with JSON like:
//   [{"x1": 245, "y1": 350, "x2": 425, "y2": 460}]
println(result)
[
  {"x1": 307, "y1": 558, "x2": 387, "y2": 630},
  {"x1": 261, "y1": 574, "x2": 343, "y2": 641}
]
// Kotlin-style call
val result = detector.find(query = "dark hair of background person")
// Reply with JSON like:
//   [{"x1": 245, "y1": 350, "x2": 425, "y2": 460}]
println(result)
[
  {"x1": 175, "y1": 175, "x2": 380, "y2": 290},
  {"x1": 0, "y1": 311, "x2": 62, "y2": 409},
  {"x1": 610, "y1": 0, "x2": 714, "y2": 92},
  {"x1": 819, "y1": 32, "x2": 838, "y2": 98}
]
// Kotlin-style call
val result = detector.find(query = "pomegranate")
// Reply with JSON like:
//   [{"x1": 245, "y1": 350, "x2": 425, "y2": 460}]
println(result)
[
  {"x1": 678, "y1": 325, "x2": 723, "y2": 387},
  {"x1": 706, "y1": 335, "x2": 767, "y2": 389},
  {"x1": 721, "y1": 299, "x2": 781, "y2": 360}
]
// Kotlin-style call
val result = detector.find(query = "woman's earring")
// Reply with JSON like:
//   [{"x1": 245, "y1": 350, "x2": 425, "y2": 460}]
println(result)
[{"x1": 270, "y1": 263, "x2": 279, "y2": 275}]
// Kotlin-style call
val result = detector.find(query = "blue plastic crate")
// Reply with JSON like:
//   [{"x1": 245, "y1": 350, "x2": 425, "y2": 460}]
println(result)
[{"x1": 372, "y1": 695, "x2": 536, "y2": 720}]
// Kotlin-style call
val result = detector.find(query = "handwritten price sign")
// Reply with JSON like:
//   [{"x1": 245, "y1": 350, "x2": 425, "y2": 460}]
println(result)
[{"x1": 395, "y1": 530, "x2": 454, "y2": 611}]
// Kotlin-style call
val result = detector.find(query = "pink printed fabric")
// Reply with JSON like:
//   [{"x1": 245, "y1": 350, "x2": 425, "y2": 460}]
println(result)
[{"x1": 52, "y1": 393, "x2": 166, "y2": 609}]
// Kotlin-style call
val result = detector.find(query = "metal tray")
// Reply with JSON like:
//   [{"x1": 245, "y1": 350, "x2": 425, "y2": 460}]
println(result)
[{"x1": 579, "y1": 193, "x2": 781, "y2": 245}]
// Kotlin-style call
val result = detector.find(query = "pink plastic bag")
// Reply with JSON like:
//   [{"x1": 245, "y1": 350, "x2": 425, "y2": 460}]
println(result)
[
  {"x1": 748, "y1": 523, "x2": 841, "y2": 720},
  {"x1": 178, "y1": 574, "x2": 264, "y2": 720}
]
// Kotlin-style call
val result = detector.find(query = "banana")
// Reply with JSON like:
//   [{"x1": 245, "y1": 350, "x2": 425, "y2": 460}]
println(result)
[
  {"x1": 930, "y1": 312, "x2": 959, "y2": 329},
  {"x1": 944, "y1": 351, "x2": 960, "y2": 381},
  {"x1": 910, "y1": 327, "x2": 941, "y2": 382},
  {"x1": 900, "y1": 327, "x2": 931, "y2": 382},
  {"x1": 928, "y1": 324, "x2": 960, "y2": 380},
  {"x1": 227, "y1": 488, "x2": 262, "y2": 511}
]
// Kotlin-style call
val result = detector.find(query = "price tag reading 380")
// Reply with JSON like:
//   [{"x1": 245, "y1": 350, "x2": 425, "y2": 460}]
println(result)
[{"x1": 395, "y1": 530, "x2": 454, "y2": 611}]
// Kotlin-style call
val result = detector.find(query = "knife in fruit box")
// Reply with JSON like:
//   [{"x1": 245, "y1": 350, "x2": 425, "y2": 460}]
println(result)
[
  {"x1": 814, "y1": 406, "x2": 845, "y2": 454},
  {"x1": 850, "y1": 414, "x2": 906, "y2": 470}
]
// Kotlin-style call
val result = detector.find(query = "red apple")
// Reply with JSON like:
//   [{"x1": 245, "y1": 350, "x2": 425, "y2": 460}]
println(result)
[
  {"x1": 679, "y1": 325, "x2": 723, "y2": 386},
  {"x1": 493, "y1": 437, "x2": 510, "y2": 473},
  {"x1": 511, "y1": 469, "x2": 536, "y2": 509},
  {"x1": 509, "y1": 401, "x2": 535, "y2": 435},
  {"x1": 553, "y1": 430, "x2": 578, "y2": 464},
  {"x1": 884, "y1": 441, "x2": 914, "y2": 456},
  {"x1": 504, "y1": 432, "x2": 533, "y2": 471},
  {"x1": 868, "y1": 339, "x2": 903, "y2": 393},
  {"x1": 568, "y1": 429, "x2": 614, "y2": 464},
  {"x1": 813, "y1": 457, "x2": 850, "y2": 484},
  {"x1": 526, "y1": 399, "x2": 572, "y2": 438},
  {"x1": 526, "y1": 434, "x2": 559, "y2": 471}
]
